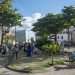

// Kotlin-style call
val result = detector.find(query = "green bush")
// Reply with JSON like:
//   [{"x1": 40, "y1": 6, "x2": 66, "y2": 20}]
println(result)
[
  {"x1": 41, "y1": 43, "x2": 60, "y2": 55},
  {"x1": 54, "y1": 60, "x2": 64, "y2": 65},
  {"x1": 36, "y1": 36, "x2": 52, "y2": 49},
  {"x1": 42, "y1": 61, "x2": 52, "y2": 67}
]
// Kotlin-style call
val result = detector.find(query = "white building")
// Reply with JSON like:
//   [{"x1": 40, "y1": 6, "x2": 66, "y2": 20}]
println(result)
[{"x1": 57, "y1": 27, "x2": 75, "y2": 45}]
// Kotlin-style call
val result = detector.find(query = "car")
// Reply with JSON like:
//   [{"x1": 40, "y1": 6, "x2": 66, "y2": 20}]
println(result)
[{"x1": 69, "y1": 51, "x2": 75, "y2": 62}]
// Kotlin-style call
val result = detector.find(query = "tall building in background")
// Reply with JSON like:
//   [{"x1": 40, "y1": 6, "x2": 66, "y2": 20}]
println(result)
[{"x1": 16, "y1": 30, "x2": 25, "y2": 43}]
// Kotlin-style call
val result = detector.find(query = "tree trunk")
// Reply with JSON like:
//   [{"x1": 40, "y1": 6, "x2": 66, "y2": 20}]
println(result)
[
  {"x1": 1, "y1": 24, "x2": 3, "y2": 46},
  {"x1": 51, "y1": 53, "x2": 54, "y2": 65},
  {"x1": 51, "y1": 33, "x2": 57, "y2": 65}
]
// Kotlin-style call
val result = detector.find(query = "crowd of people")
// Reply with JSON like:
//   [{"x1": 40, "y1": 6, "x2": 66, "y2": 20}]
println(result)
[{"x1": 0, "y1": 42, "x2": 40, "y2": 59}]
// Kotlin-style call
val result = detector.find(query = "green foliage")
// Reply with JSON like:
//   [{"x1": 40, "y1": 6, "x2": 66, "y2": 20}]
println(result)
[
  {"x1": 36, "y1": 36, "x2": 51, "y2": 49},
  {"x1": 32, "y1": 13, "x2": 64, "y2": 47},
  {"x1": 0, "y1": 0, "x2": 22, "y2": 44},
  {"x1": 32, "y1": 6, "x2": 75, "y2": 46},
  {"x1": 32, "y1": 13, "x2": 64, "y2": 37},
  {"x1": 42, "y1": 62, "x2": 51, "y2": 67},
  {"x1": 42, "y1": 60, "x2": 64, "y2": 67},
  {"x1": 54, "y1": 60, "x2": 64, "y2": 65},
  {"x1": 62, "y1": 6, "x2": 75, "y2": 28},
  {"x1": 0, "y1": 0, "x2": 22, "y2": 27},
  {"x1": 42, "y1": 43, "x2": 60, "y2": 55},
  {"x1": 0, "y1": 0, "x2": 12, "y2": 12}
]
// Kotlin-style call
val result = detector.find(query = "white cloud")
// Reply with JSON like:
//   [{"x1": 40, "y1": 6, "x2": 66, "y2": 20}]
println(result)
[
  {"x1": 32, "y1": 13, "x2": 42, "y2": 22},
  {"x1": 11, "y1": 12, "x2": 42, "y2": 31},
  {"x1": 10, "y1": 12, "x2": 43, "y2": 41},
  {"x1": 21, "y1": 13, "x2": 42, "y2": 29}
]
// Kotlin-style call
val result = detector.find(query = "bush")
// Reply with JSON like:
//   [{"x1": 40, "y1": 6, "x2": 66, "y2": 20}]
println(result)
[
  {"x1": 41, "y1": 43, "x2": 60, "y2": 55},
  {"x1": 35, "y1": 37, "x2": 52, "y2": 49},
  {"x1": 54, "y1": 60, "x2": 64, "y2": 65},
  {"x1": 42, "y1": 61, "x2": 52, "y2": 67}
]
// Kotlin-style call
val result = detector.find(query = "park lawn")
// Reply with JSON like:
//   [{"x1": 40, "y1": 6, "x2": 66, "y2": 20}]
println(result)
[
  {"x1": 8, "y1": 57, "x2": 52, "y2": 73},
  {"x1": 8, "y1": 56, "x2": 65, "y2": 73}
]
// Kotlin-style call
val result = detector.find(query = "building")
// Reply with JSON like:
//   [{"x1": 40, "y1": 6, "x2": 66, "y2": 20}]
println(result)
[
  {"x1": 16, "y1": 30, "x2": 25, "y2": 43},
  {"x1": 57, "y1": 27, "x2": 75, "y2": 46}
]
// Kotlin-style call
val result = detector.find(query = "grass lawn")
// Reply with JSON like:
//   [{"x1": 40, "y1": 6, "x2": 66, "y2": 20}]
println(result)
[{"x1": 8, "y1": 56, "x2": 65, "y2": 73}]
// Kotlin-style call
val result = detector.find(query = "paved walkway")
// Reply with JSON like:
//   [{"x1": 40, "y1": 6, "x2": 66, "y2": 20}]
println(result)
[
  {"x1": 0, "y1": 47, "x2": 75, "y2": 75},
  {"x1": 0, "y1": 65, "x2": 75, "y2": 75}
]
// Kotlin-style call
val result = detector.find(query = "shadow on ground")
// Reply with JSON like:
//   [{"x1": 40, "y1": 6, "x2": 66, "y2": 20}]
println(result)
[{"x1": 55, "y1": 64, "x2": 75, "y2": 71}]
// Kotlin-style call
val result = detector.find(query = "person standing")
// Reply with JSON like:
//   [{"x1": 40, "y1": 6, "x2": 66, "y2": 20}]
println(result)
[
  {"x1": 27, "y1": 43, "x2": 32, "y2": 57},
  {"x1": 15, "y1": 44, "x2": 19, "y2": 60}
]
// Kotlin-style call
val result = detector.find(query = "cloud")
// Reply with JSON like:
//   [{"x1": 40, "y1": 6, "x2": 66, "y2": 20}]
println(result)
[
  {"x1": 11, "y1": 12, "x2": 42, "y2": 32},
  {"x1": 21, "y1": 16, "x2": 33, "y2": 28},
  {"x1": 21, "y1": 13, "x2": 42, "y2": 28},
  {"x1": 32, "y1": 13, "x2": 42, "y2": 22},
  {"x1": 10, "y1": 13, "x2": 43, "y2": 41}
]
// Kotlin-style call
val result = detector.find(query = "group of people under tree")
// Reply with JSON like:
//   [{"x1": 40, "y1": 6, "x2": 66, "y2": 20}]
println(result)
[
  {"x1": 24, "y1": 42, "x2": 39, "y2": 57},
  {"x1": 0, "y1": 42, "x2": 39, "y2": 60}
]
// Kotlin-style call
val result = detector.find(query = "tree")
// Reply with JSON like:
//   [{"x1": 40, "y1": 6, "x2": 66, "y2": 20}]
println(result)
[
  {"x1": 0, "y1": 0, "x2": 22, "y2": 45},
  {"x1": 42, "y1": 42, "x2": 60, "y2": 65},
  {"x1": 32, "y1": 13, "x2": 64, "y2": 43},
  {"x1": 62, "y1": 6, "x2": 75, "y2": 47},
  {"x1": 32, "y1": 13, "x2": 65, "y2": 64}
]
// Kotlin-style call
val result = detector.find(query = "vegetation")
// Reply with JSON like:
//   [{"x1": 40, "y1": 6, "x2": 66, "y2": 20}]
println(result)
[
  {"x1": 32, "y1": 13, "x2": 64, "y2": 43},
  {"x1": 32, "y1": 6, "x2": 75, "y2": 46},
  {"x1": 42, "y1": 42, "x2": 60, "y2": 65},
  {"x1": 8, "y1": 57, "x2": 64, "y2": 73},
  {"x1": 0, "y1": 0, "x2": 22, "y2": 45},
  {"x1": 0, "y1": 0, "x2": 75, "y2": 72},
  {"x1": 32, "y1": 5, "x2": 75, "y2": 65},
  {"x1": 62, "y1": 6, "x2": 75, "y2": 46}
]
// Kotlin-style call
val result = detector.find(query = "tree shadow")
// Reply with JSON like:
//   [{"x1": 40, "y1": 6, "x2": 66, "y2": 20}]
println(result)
[{"x1": 54, "y1": 64, "x2": 75, "y2": 71}]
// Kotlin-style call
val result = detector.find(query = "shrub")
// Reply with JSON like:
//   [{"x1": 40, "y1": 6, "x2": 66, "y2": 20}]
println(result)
[
  {"x1": 42, "y1": 61, "x2": 52, "y2": 67},
  {"x1": 54, "y1": 60, "x2": 64, "y2": 65},
  {"x1": 41, "y1": 43, "x2": 60, "y2": 55}
]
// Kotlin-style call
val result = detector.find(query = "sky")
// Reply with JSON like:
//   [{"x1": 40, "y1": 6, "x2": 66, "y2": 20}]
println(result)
[
  {"x1": 11, "y1": 0, "x2": 75, "y2": 41},
  {"x1": 13, "y1": 0, "x2": 75, "y2": 16}
]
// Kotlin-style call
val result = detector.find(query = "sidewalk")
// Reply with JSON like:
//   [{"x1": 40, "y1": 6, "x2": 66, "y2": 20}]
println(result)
[{"x1": 0, "y1": 65, "x2": 75, "y2": 75}]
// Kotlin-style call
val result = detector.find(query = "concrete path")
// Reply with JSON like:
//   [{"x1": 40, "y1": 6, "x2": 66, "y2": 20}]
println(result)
[
  {"x1": 0, "y1": 65, "x2": 75, "y2": 75},
  {"x1": 33, "y1": 67, "x2": 75, "y2": 75}
]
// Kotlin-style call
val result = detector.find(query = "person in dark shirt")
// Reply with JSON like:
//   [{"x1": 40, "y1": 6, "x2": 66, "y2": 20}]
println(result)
[{"x1": 27, "y1": 43, "x2": 32, "y2": 57}]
